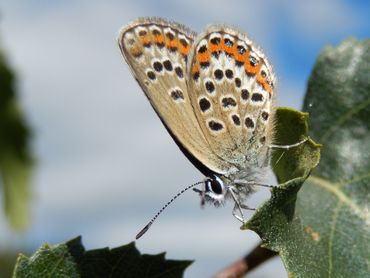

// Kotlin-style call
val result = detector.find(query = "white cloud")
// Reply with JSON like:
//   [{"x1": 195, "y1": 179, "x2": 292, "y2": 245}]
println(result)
[{"x1": 283, "y1": 0, "x2": 360, "y2": 39}]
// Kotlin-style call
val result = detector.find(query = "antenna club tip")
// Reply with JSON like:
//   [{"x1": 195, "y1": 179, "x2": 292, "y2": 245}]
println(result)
[
  {"x1": 135, "y1": 180, "x2": 204, "y2": 240},
  {"x1": 135, "y1": 222, "x2": 152, "y2": 240}
]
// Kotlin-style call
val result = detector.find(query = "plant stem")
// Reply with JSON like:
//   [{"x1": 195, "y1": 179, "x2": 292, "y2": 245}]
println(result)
[{"x1": 212, "y1": 244, "x2": 277, "y2": 278}]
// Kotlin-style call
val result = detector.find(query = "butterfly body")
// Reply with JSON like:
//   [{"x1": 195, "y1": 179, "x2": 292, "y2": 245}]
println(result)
[{"x1": 118, "y1": 18, "x2": 275, "y2": 213}]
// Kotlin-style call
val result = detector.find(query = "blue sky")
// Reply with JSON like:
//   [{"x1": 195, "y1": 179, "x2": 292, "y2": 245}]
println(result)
[{"x1": 1, "y1": 1, "x2": 369, "y2": 277}]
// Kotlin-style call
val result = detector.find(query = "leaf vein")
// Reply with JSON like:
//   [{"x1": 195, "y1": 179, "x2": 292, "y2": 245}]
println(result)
[
  {"x1": 319, "y1": 96, "x2": 370, "y2": 144},
  {"x1": 328, "y1": 201, "x2": 342, "y2": 278},
  {"x1": 309, "y1": 175, "x2": 370, "y2": 225},
  {"x1": 337, "y1": 172, "x2": 370, "y2": 189}
]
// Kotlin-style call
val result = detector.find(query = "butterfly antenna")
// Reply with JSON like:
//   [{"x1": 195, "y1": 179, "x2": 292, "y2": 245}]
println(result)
[{"x1": 135, "y1": 181, "x2": 205, "y2": 240}]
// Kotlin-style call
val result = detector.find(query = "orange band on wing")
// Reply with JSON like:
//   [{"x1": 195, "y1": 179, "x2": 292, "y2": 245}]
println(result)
[
  {"x1": 222, "y1": 42, "x2": 236, "y2": 56},
  {"x1": 234, "y1": 50, "x2": 248, "y2": 63},
  {"x1": 228, "y1": 45, "x2": 239, "y2": 57},
  {"x1": 244, "y1": 56, "x2": 262, "y2": 75},
  {"x1": 196, "y1": 52, "x2": 210, "y2": 63},
  {"x1": 154, "y1": 34, "x2": 165, "y2": 45},
  {"x1": 219, "y1": 40, "x2": 228, "y2": 53},
  {"x1": 179, "y1": 43, "x2": 190, "y2": 55},
  {"x1": 257, "y1": 74, "x2": 273, "y2": 94},
  {"x1": 166, "y1": 39, "x2": 178, "y2": 49},
  {"x1": 209, "y1": 43, "x2": 221, "y2": 53},
  {"x1": 140, "y1": 35, "x2": 152, "y2": 46},
  {"x1": 191, "y1": 63, "x2": 200, "y2": 74},
  {"x1": 130, "y1": 46, "x2": 143, "y2": 57}
]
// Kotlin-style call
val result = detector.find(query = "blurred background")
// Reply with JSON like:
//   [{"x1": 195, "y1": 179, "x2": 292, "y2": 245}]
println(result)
[{"x1": 0, "y1": 1, "x2": 369, "y2": 277}]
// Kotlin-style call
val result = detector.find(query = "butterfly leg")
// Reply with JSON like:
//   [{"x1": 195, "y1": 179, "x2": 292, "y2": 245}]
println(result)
[
  {"x1": 232, "y1": 204, "x2": 244, "y2": 223},
  {"x1": 193, "y1": 188, "x2": 206, "y2": 207},
  {"x1": 228, "y1": 186, "x2": 246, "y2": 223},
  {"x1": 240, "y1": 204, "x2": 256, "y2": 211},
  {"x1": 269, "y1": 137, "x2": 309, "y2": 150},
  {"x1": 231, "y1": 201, "x2": 256, "y2": 223},
  {"x1": 234, "y1": 180, "x2": 275, "y2": 189},
  {"x1": 261, "y1": 148, "x2": 271, "y2": 168}
]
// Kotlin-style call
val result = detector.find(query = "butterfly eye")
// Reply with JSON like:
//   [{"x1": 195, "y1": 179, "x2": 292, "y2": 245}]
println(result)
[{"x1": 206, "y1": 177, "x2": 224, "y2": 195}]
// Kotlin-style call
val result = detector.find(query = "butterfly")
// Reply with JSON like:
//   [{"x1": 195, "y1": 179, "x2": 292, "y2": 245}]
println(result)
[{"x1": 118, "y1": 18, "x2": 303, "y2": 239}]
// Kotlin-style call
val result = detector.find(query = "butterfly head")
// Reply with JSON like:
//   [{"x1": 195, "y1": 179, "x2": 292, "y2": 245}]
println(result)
[
  {"x1": 194, "y1": 171, "x2": 259, "y2": 208},
  {"x1": 200, "y1": 174, "x2": 228, "y2": 206},
  {"x1": 193, "y1": 174, "x2": 236, "y2": 207}
]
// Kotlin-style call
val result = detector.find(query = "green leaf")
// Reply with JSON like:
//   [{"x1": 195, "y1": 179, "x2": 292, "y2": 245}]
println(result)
[
  {"x1": 0, "y1": 45, "x2": 33, "y2": 230},
  {"x1": 246, "y1": 38, "x2": 370, "y2": 277},
  {"x1": 0, "y1": 151, "x2": 32, "y2": 230},
  {"x1": 270, "y1": 107, "x2": 321, "y2": 183},
  {"x1": 13, "y1": 242, "x2": 79, "y2": 278},
  {"x1": 243, "y1": 108, "x2": 321, "y2": 251},
  {"x1": 300, "y1": 38, "x2": 370, "y2": 278},
  {"x1": 13, "y1": 237, "x2": 192, "y2": 278}
]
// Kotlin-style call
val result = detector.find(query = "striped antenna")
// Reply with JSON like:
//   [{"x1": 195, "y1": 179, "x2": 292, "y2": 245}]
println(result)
[{"x1": 136, "y1": 181, "x2": 205, "y2": 239}]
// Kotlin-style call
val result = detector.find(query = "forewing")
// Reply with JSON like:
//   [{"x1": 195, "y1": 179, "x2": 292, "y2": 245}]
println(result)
[
  {"x1": 187, "y1": 25, "x2": 276, "y2": 167},
  {"x1": 118, "y1": 18, "x2": 232, "y2": 175}
]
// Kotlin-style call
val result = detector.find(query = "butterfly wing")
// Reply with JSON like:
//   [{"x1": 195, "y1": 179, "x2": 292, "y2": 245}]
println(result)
[
  {"x1": 186, "y1": 25, "x2": 276, "y2": 169},
  {"x1": 118, "y1": 18, "x2": 233, "y2": 175}
]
